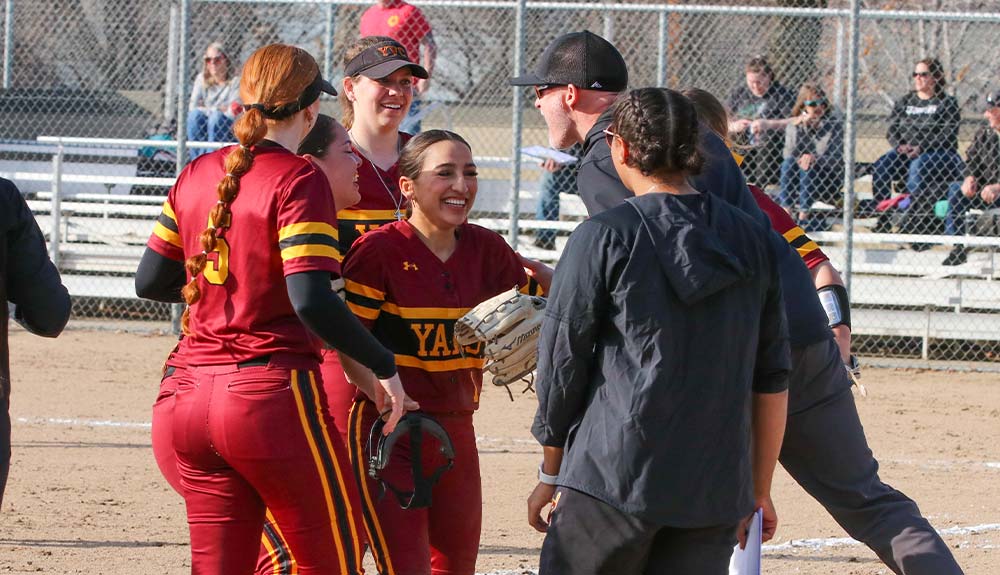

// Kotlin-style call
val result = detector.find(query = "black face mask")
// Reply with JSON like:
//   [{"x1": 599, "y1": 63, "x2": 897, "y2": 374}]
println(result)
[{"x1": 367, "y1": 411, "x2": 455, "y2": 509}]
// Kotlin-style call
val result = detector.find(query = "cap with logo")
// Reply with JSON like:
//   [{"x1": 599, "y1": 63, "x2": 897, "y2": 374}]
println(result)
[
  {"x1": 345, "y1": 38, "x2": 429, "y2": 80},
  {"x1": 509, "y1": 30, "x2": 627, "y2": 92}
]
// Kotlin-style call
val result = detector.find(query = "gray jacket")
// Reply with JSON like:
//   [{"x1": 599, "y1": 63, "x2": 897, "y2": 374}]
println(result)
[
  {"x1": 532, "y1": 191, "x2": 790, "y2": 528},
  {"x1": 783, "y1": 111, "x2": 844, "y2": 174}
]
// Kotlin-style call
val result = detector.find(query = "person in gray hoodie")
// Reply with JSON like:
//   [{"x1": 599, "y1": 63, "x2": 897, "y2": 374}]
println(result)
[{"x1": 528, "y1": 88, "x2": 791, "y2": 575}]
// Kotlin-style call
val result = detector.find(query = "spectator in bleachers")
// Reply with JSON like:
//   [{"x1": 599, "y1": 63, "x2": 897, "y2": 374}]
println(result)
[
  {"x1": 942, "y1": 88, "x2": 1000, "y2": 266},
  {"x1": 360, "y1": 0, "x2": 437, "y2": 134},
  {"x1": 187, "y1": 42, "x2": 241, "y2": 158},
  {"x1": 778, "y1": 83, "x2": 844, "y2": 232},
  {"x1": 727, "y1": 56, "x2": 796, "y2": 188},
  {"x1": 870, "y1": 57, "x2": 961, "y2": 237},
  {"x1": 533, "y1": 143, "x2": 581, "y2": 251}
]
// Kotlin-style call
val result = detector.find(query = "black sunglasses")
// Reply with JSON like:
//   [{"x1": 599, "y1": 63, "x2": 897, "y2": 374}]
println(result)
[
  {"x1": 912, "y1": 71, "x2": 931, "y2": 78},
  {"x1": 533, "y1": 84, "x2": 566, "y2": 99},
  {"x1": 986, "y1": 99, "x2": 999, "y2": 109},
  {"x1": 803, "y1": 99, "x2": 826, "y2": 107}
]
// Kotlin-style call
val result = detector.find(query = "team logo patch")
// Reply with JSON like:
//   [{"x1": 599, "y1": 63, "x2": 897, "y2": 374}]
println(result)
[{"x1": 403, "y1": 261, "x2": 419, "y2": 271}]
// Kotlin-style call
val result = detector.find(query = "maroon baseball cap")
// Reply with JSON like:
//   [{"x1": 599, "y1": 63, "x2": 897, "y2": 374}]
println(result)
[{"x1": 344, "y1": 39, "x2": 429, "y2": 80}]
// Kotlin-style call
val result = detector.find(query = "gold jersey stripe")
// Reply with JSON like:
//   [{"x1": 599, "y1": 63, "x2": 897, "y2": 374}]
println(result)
[
  {"x1": 381, "y1": 302, "x2": 471, "y2": 320},
  {"x1": 152, "y1": 221, "x2": 182, "y2": 248},
  {"x1": 278, "y1": 221, "x2": 339, "y2": 241},
  {"x1": 395, "y1": 354, "x2": 485, "y2": 372},
  {"x1": 344, "y1": 279, "x2": 385, "y2": 301},
  {"x1": 349, "y1": 401, "x2": 396, "y2": 575},
  {"x1": 337, "y1": 209, "x2": 398, "y2": 221},
  {"x1": 794, "y1": 240, "x2": 821, "y2": 258},
  {"x1": 162, "y1": 200, "x2": 177, "y2": 221},
  {"x1": 782, "y1": 226, "x2": 805, "y2": 243},
  {"x1": 347, "y1": 301, "x2": 380, "y2": 320},
  {"x1": 281, "y1": 244, "x2": 340, "y2": 262},
  {"x1": 289, "y1": 371, "x2": 358, "y2": 574}
]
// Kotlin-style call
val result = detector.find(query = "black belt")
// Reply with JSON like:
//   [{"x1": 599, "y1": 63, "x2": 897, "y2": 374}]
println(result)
[{"x1": 237, "y1": 355, "x2": 271, "y2": 368}]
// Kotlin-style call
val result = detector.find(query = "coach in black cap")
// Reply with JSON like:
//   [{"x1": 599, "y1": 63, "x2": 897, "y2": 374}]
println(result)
[{"x1": 516, "y1": 31, "x2": 966, "y2": 575}]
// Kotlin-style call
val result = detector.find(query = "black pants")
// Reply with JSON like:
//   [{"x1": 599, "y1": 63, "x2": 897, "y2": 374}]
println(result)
[
  {"x1": 539, "y1": 487, "x2": 738, "y2": 575},
  {"x1": 783, "y1": 338, "x2": 964, "y2": 575},
  {"x1": 0, "y1": 395, "x2": 10, "y2": 509}
]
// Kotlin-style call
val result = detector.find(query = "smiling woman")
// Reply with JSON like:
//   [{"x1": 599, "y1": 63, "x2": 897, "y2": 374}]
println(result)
[{"x1": 336, "y1": 129, "x2": 547, "y2": 575}]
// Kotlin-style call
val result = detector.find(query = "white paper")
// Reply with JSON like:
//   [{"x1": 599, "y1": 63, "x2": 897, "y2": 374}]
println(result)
[
  {"x1": 520, "y1": 145, "x2": 578, "y2": 165},
  {"x1": 728, "y1": 508, "x2": 762, "y2": 575}
]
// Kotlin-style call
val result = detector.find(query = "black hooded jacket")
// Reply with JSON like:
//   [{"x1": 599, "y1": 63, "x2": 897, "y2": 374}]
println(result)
[{"x1": 533, "y1": 191, "x2": 790, "y2": 527}]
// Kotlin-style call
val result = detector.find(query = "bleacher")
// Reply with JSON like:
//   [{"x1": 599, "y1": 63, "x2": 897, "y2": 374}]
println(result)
[{"x1": 8, "y1": 136, "x2": 1000, "y2": 354}]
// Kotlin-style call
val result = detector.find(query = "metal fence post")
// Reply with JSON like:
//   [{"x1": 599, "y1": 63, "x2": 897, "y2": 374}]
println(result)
[
  {"x1": 656, "y1": 10, "x2": 667, "y2": 87},
  {"x1": 324, "y1": 2, "x2": 337, "y2": 81},
  {"x1": 3, "y1": 0, "x2": 13, "y2": 89},
  {"x1": 507, "y1": 0, "x2": 527, "y2": 249},
  {"x1": 841, "y1": 0, "x2": 861, "y2": 296},
  {"x1": 176, "y1": 0, "x2": 191, "y2": 174},
  {"x1": 49, "y1": 145, "x2": 63, "y2": 267},
  {"x1": 165, "y1": 4, "x2": 179, "y2": 123},
  {"x1": 833, "y1": 18, "x2": 844, "y2": 108}
]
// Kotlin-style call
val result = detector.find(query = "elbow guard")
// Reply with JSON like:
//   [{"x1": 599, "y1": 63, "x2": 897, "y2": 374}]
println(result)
[{"x1": 817, "y1": 284, "x2": 851, "y2": 330}]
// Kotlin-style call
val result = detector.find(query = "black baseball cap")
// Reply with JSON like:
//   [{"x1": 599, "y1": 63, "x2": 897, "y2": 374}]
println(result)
[
  {"x1": 345, "y1": 39, "x2": 429, "y2": 80},
  {"x1": 509, "y1": 30, "x2": 627, "y2": 92}
]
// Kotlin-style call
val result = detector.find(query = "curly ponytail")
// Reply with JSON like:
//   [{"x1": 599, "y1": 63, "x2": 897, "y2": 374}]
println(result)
[{"x1": 180, "y1": 43, "x2": 322, "y2": 334}]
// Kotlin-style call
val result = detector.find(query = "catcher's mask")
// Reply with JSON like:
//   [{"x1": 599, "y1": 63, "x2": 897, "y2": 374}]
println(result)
[{"x1": 367, "y1": 411, "x2": 455, "y2": 510}]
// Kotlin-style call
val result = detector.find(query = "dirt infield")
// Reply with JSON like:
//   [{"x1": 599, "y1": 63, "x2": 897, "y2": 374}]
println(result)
[{"x1": 1, "y1": 328, "x2": 997, "y2": 574}]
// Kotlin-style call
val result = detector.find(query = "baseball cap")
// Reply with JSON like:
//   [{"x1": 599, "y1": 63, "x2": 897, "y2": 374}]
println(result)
[
  {"x1": 345, "y1": 39, "x2": 429, "y2": 80},
  {"x1": 509, "y1": 30, "x2": 627, "y2": 92}
]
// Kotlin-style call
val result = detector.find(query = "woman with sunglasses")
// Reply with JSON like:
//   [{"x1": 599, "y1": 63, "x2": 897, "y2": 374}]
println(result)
[
  {"x1": 778, "y1": 83, "x2": 844, "y2": 232},
  {"x1": 870, "y1": 57, "x2": 962, "y2": 237},
  {"x1": 188, "y1": 42, "x2": 242, "y2": 158}
]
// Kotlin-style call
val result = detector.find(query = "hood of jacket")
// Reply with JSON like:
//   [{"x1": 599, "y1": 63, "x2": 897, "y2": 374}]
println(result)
[{"x1": 625, "y1": 193, "x2": 752, "y2": 306}]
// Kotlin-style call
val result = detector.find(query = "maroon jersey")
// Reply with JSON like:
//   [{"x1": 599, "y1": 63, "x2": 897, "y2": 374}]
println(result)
[
  {"x1": 342, "y1": 221, "x2": 541, "y2": 413},
  {"x1": 748, "y1": 184, "x2": 829, "y2": 270},
  {"x1": 335, "y1": 133, "x2": 412, "y2": 260},
  {"x1": 146, "y1": 142, "x2": 341, "y2": 365}
]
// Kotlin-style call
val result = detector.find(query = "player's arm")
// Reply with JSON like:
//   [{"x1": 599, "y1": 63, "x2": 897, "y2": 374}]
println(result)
[
  {"x1": 135, "y1": 248, "x2": 186, "y2": 303},
  {"x1": 285, "y1": 271, "x2": 395, "y2": 379},
  {"x1": 812, "y1": 262, "x2": 852, "y2": 363},
  {"x1": 4, "y1": 183, "x2": 70, "y2": 337},
  {"x1": 744, "y1": 234, "x2": 791, "y2": 548}
]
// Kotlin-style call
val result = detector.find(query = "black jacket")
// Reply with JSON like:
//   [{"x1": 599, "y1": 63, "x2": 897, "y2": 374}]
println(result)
[
  {"x1": 964, "y1": 125, "x2": 1000, "y2": 185},
  {"x1": 886, "y1": 91, "x2": 960, "y2": 152},
  {"x1": 576, "y1": 110, "x2": 832, "y2": 349},
  {"x1": 1, "y1": 179, "x2": 71, "y2": 396},
  {"x1": 533, "y1": 191, "x2": 790, "y2": 527}
]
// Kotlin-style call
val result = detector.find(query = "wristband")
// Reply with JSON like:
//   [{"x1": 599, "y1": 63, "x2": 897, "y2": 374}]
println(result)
[
  {"x1": 817, "y1": 284, "x2": 851, "y2": 330},
  {"x1": 537, "y1": 463, "x2": 559, "y2": 486}
]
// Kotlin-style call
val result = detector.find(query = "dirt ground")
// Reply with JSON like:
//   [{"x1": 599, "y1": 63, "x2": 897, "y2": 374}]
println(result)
[{"x1": 0, "y1": 328, "x2": 997, "y2": 574}]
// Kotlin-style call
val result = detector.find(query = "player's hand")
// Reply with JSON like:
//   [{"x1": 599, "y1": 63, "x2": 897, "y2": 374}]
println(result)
[
  {"x1": 541, "y1": 158, "x2": 560, "y2": 172},
  {"x1": 750, "y1": 119, "x2": 766, "y2": 135},
  {"x1": 896, "y1": 144, "x2": 912, "y2": 156},
  {"x1": 517, "y1": 253, "x2": 554, "y2": 295},
  {"x1": 527, "y1": 482, "x2": 557, "y2": 532},
  {"x1": 906, "y1": 145, "x2": 921, "y2": 159},
  {"x1": 374, "y1": 373, "x2": 419, "y2": 435},
  {"x1": 730, "y1": 119, "x2": 751, "y2": 133}
]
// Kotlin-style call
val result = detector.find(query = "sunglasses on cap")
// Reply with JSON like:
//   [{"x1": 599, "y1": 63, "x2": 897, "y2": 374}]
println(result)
[
  {"x1": 533, "y1": 84, "x2": 566, "y2": 99},
  {"x1": 912, "y1": 71, "x2": 931, "y2": 78},
  {"x1": 803, "y1": 99, "x2": 826, "y2": 107}
]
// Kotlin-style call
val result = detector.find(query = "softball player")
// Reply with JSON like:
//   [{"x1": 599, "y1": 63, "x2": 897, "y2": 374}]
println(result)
[
  {"x1": 341, "y1": 130, "x2": 544, "y2": 575},
  {"x1": 135, "y1": 43, "x2": 409, "y2": 574},
  {"x1": 320, "y1": 36, "x2": 429, "y2": 441},
  {"x1": 147, "y1": 112, "x2": 368, "y2": 575}
]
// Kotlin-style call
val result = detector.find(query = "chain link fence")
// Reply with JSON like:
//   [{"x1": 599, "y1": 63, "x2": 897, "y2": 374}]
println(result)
[{"x1": 2, "y1": 0, "x2": 999, "y2": 362}]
